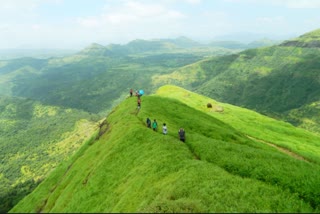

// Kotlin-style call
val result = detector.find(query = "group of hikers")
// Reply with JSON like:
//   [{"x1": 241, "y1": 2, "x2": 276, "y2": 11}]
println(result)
[
  {"x1": 130, "y1": 88, "x2": 141, "y2": 109},
  {"x1": 130, "y1": 88, "x2": 186, "y2": 142},
  {"x1": 146, "y1": 118, "x2": 186, "y2": 142}
]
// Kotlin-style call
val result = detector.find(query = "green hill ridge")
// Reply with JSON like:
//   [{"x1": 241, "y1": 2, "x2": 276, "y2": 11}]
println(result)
[
  {"x1": 11, "y1": 85, "x2": 320, "y2": 213},
  {"x1": 153, "y1": 29, "x2": 320, "y2": 134},
  {"x1": 281, "y1": 29, "x2": 320, "y2": 48}
]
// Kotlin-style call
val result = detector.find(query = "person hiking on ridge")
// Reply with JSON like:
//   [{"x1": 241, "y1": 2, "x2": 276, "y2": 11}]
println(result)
[
  {"x1": 163, "y1": 123, "x2": 167, "y2": 135},
  {"x1": 152, "y1": 119, "x2": 158, "y2": 131},
  {"x1": 146, "y1": 118, "x2": 151, "y2": 128},
  {"x1": 130, "y1": 88, "x2": 133, "y2": 97},
  {"x1": 137, "y1": 97, "x2": 141, "y2": 109},
  {"x1": 178, "y1": 128, "x2": 185, "y2": 142}
]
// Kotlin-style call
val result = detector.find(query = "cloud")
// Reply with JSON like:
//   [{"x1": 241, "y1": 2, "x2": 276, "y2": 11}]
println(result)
[
  {"x1": 0, "y1": 0, "x2": 61, "y2": 12},
  {"x1": 0, "y1": 0, "x2": 39, "y2": 11},
  {"x1": 303, "y1": 16, "x2": 320, "y2": 32},
  {"x1": 135, "y1": 0, "x2": 202, "y2": 5},
  {"x1": 77, "y1": 0, "x2": 204, "y2": 43},
  {"x1": 254, "y1": 16, "x2": 288, "y2": 34},
  {"x1": 78, "y1": 1, "x2": 186, "y2": 28},
  {"x1": 225, "y1": 0, "x2": 320, "y2": 8},
  {"x1": 257, "y1": 16, "x2": 286, "y2": 24},
  {"x1": 184, "y1": 0, "x2": 202, "y2": 4},
  {"x1": 282, "y1": 0, "x2": 320, "y2": 8},
  {"x1": 77, "y1": 16, "x2": 100, "y2": 28},
  {"x1": 0, "y1": 0, "x2": 317, "y2": 49}
]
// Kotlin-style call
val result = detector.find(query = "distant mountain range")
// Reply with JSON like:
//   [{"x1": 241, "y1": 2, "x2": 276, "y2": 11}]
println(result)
[
  {"x1": 213, "y1": 32, "x2": 297, "y2": 43},
  {"x1": 0, "y1": 49, "x2": 77, "y2": 60},
  {"x1": 78, "y1": 36, "x2": 280, "y2": 56},
  {"x1": 0, "y1": 36, "x2": 281, "y2": 60}
]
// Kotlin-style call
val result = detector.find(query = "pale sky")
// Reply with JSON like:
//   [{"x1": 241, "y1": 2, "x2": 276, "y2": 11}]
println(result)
[{"x1": 0, "y1": 0, "x2": 319, "y2": 49}]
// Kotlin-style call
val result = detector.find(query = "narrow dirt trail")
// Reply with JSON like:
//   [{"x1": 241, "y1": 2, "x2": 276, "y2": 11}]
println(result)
[{"x1": 246, "y1": 135, "x2": 310, "y2": 163}]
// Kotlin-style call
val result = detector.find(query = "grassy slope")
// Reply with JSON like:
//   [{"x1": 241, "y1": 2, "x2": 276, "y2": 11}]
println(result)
[
  {"x1": 11, "y1": 86, "x2": 320, "y2": 213},
  {"x1": 0, "y1": 42, "x2": 234, "y2": 212},
  {"x1": 157, "y1": 85, "x2": 320, "y2": 163},
  {"x1": 154, "y1": 42, "x2": 320, "y2": 134}
]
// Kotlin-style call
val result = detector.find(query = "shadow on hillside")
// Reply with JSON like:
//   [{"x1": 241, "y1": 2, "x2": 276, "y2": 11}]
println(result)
[{"x1": 0, "y1": 179, "x2": 41, "y2": 213}]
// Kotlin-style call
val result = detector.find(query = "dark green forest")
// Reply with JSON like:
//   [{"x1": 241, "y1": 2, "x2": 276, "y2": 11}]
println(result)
[{"x1": 0, "y1": 96, "x2": 99, "y2": 212}]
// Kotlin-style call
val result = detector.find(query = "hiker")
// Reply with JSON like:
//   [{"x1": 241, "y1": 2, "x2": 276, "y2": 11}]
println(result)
[
  {"x1": 130, "y1": 88, "x2": 133, "y2": 97},
  {"x1": 137, "y1": 98, "x2": 141, "y2": 109},
  {"x1": 146, "y1": 118, "x2": 151, "y2": 128},
  {"x1": 152, "y1": 119, "x2": 158, "y2": 131},
  {"x1": 162, "y1": 123, "x2": 167, "y2": 135},
  {"x1": 178, "y1": 128, "x2": 185, "y2": 142}
]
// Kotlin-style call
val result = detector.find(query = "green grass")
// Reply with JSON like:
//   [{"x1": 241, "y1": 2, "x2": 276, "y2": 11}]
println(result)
[
  {"x1": 11, "y1": 86, "x2": 320, "y2": 213},
  {"x1": 0, "y1": 40, "x2": 238, "y2": 212},
  {"x1": 152, "y1": 35, "x2": 320, "y2": 135}
]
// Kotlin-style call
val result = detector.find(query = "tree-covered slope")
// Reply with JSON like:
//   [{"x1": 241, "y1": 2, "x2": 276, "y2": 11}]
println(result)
[
  {"x1": 153, "y1": 29, "x2": 320, "y2": 134},
  {"x1": 1, "y1": 39, "x2": 230, "y2": 114},
  {"x1": 11, "y1": 86, "x2": 320, "y2": 213},
  {"x1": 0, "y1": 96, "x2": 99, "y2": 212}
]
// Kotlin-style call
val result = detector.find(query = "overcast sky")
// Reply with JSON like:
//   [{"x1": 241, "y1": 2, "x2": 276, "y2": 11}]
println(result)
[{"x1": 0, "y1": 0, "x2": 319, "y2": 49}]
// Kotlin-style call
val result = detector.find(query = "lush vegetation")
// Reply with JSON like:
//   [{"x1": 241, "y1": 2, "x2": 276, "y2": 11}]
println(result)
[
  {"x1": 11, "y1": 86, "x2": 320, "y2": 213},
  {"x1": 0, "y1": 96, "x2": 99, "y2": 212},
  {"x1": 3, "y1": 31, "x2": 320, "y2": 212},
  {"x1": 0, "y1": 40, "x2": 235, "y2": 115},
  {"x1": 153, "y1": 29, "x2": 320, "y2": 134},
  {"x1": 0, "y1": 39, "x2": 237, "y2": 212}
]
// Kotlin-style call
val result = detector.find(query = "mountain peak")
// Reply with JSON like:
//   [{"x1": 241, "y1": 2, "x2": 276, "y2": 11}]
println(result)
[{"x1": 78, "y1": 43, "x2": 111, "y2": 56}]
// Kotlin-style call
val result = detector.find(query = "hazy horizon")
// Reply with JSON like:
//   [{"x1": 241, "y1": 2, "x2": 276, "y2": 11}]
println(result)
[{"x1": 1, "y1": 0, "x2": 319, "y2": 49}]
